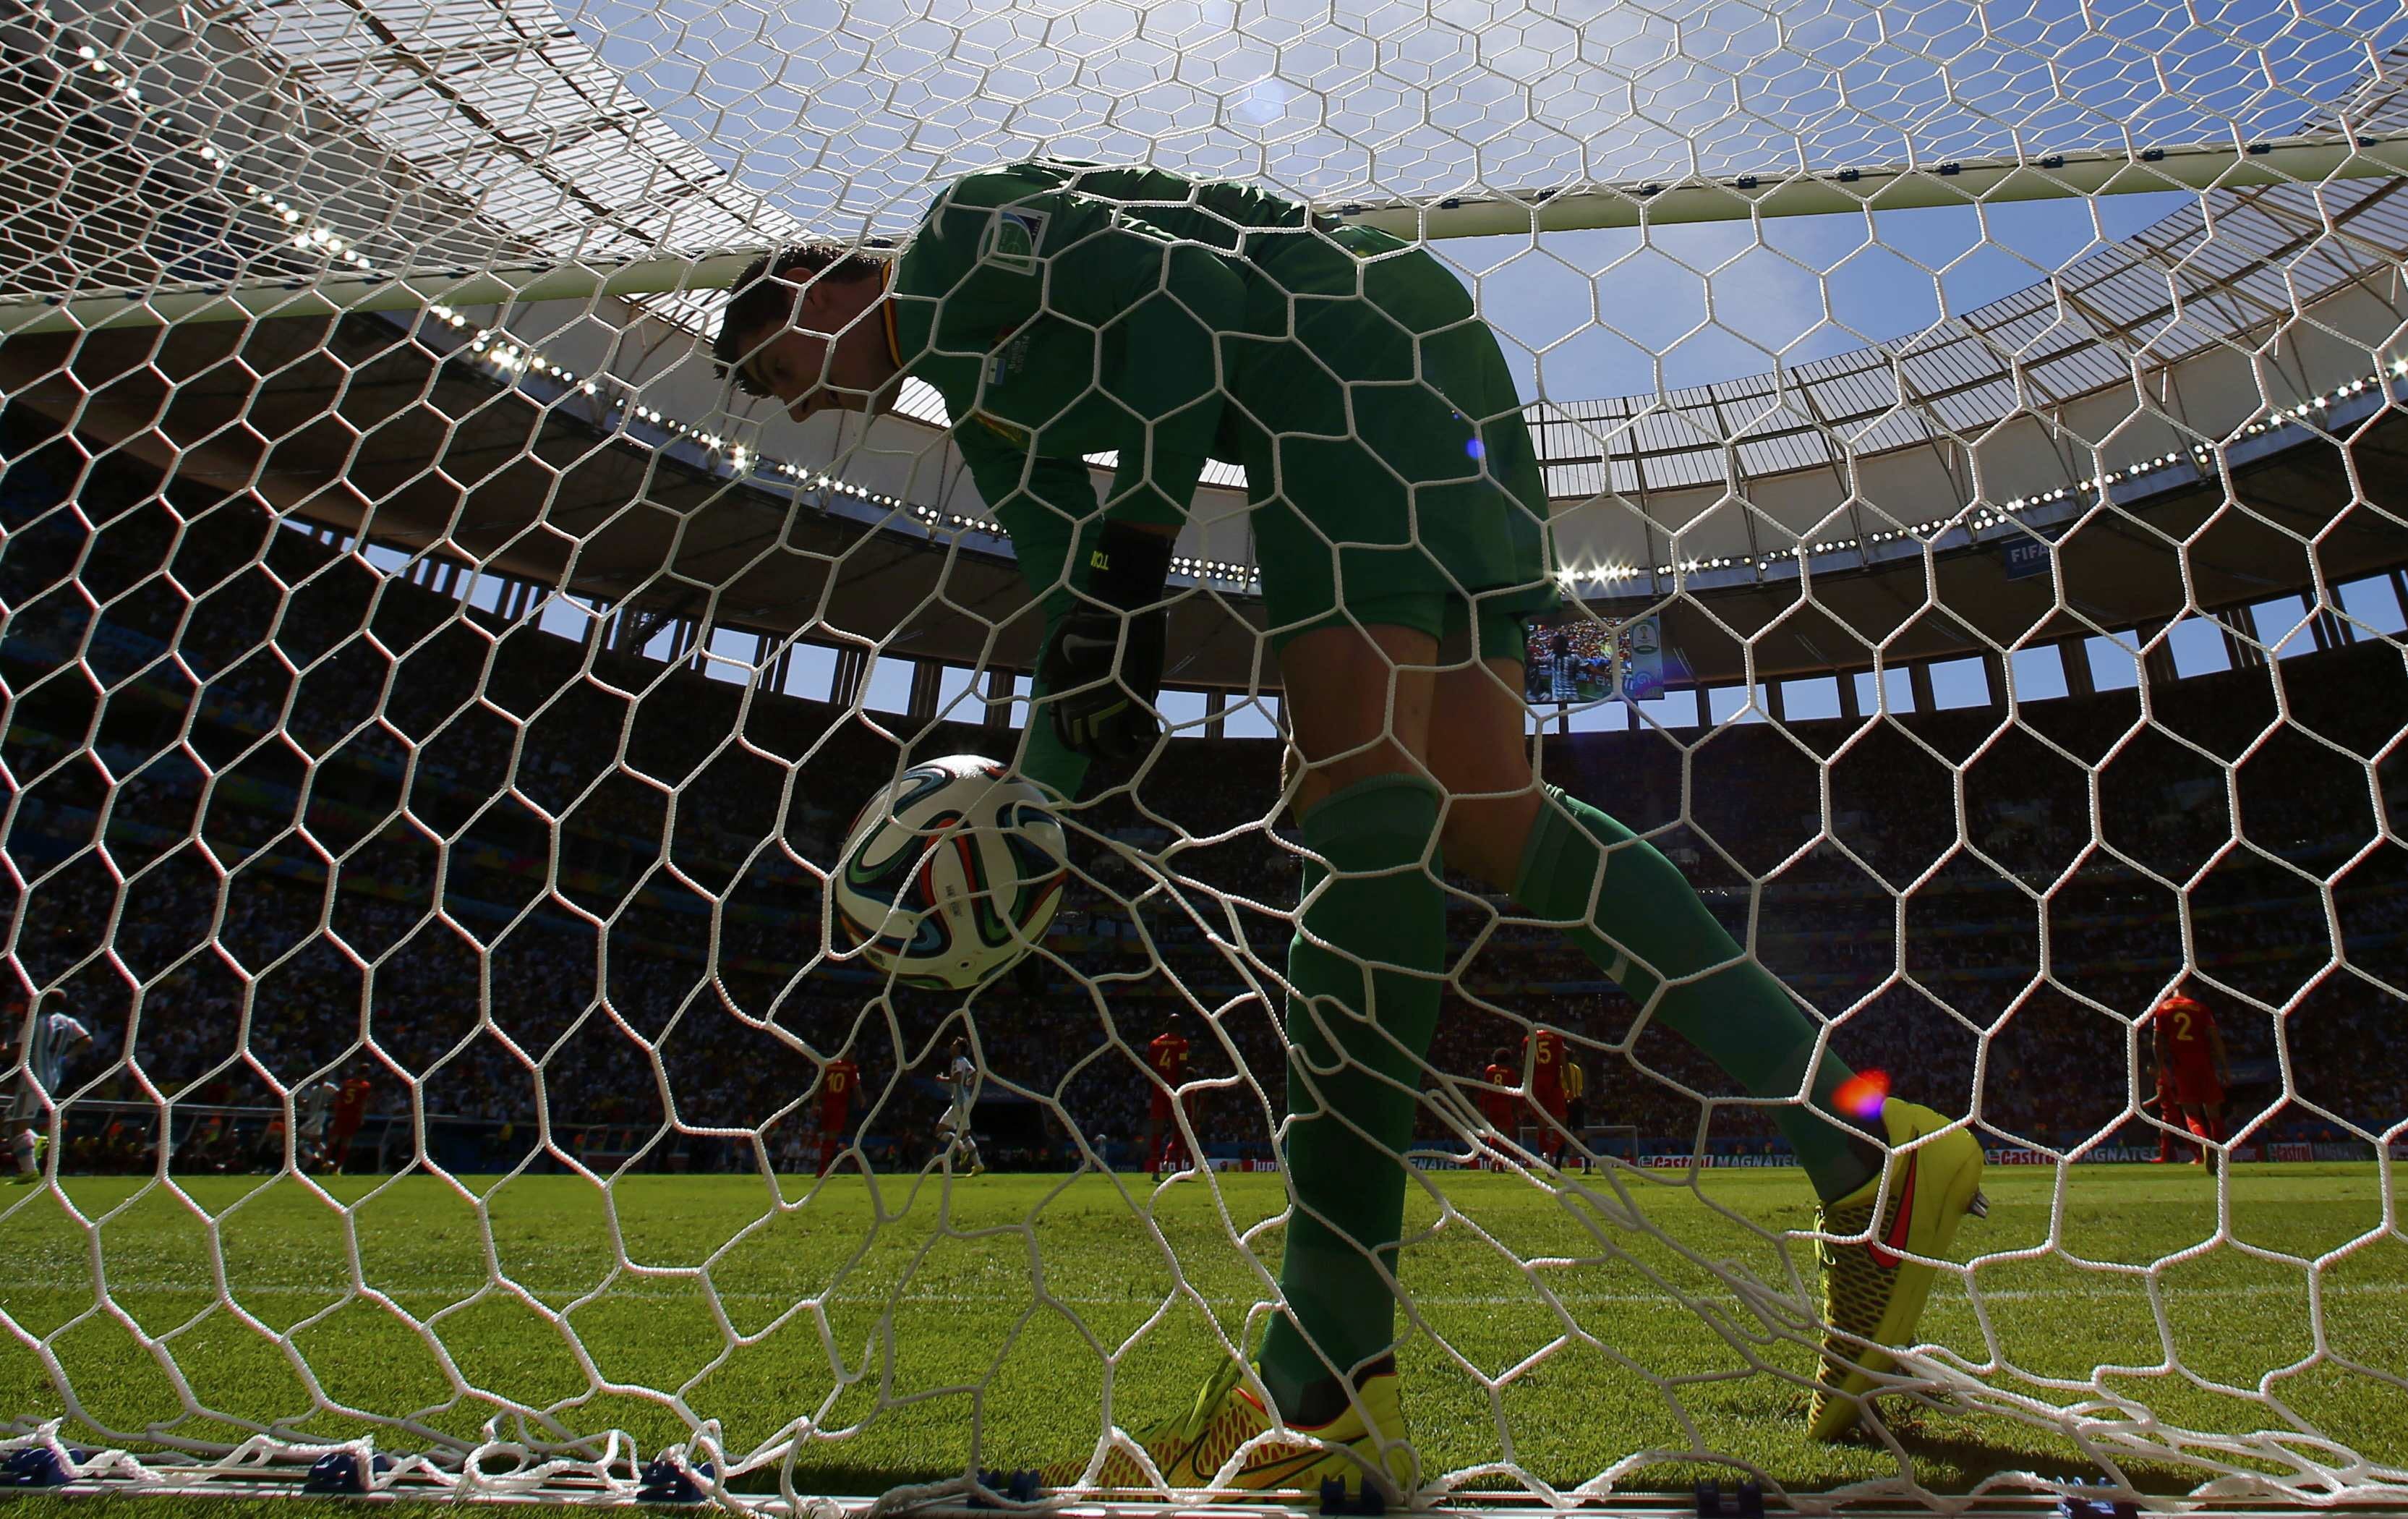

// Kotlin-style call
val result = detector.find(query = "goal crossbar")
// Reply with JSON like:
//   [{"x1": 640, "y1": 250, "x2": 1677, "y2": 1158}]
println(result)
[{"x1": 4, "y1": 134, "x2": 2404, "y2": 338}]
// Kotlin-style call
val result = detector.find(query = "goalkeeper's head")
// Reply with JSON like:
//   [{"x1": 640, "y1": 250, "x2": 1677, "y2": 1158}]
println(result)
[{"x1": 713, "y1": 242, "x2": 900, "y2": 423}]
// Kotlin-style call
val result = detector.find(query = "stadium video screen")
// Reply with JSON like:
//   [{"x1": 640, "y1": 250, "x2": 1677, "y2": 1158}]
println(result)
[{"x1": 1525, "y1": 616, "x2": 1672, "y2": 704}]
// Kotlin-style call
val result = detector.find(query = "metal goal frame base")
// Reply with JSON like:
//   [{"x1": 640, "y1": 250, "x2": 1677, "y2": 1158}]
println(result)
[{"x1": 4, "y1": 1431, "x2": 2391, "y2": 1517}]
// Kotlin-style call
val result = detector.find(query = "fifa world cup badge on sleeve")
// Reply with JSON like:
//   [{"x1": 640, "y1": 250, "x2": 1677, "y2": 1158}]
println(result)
[{"x1": 980, "y1": 208, "x2": 1047, "y2": 274}]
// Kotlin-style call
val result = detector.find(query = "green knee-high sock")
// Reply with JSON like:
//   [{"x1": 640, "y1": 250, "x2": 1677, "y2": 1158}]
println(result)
[
  {"x1": 1258, "y1": 774, "x2": 1446, "y2": 1421},
  {"x1": 1511, "y1": 784, "x2": 1882, "y2": 1202}
]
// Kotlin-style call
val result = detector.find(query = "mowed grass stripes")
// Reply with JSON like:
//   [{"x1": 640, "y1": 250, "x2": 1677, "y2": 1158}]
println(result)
[{"x1": 1, "y1": 1163, "x2": 2401, "y2": 1497}]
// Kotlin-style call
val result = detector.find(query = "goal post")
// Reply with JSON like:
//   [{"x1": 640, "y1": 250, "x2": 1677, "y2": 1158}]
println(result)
[
  {"x1": 6, "y1": 0, "x2": 2408, "y2": 1510},
  {"x1": 7, "y1": 136, "x2": 2408, "y2": 337}
]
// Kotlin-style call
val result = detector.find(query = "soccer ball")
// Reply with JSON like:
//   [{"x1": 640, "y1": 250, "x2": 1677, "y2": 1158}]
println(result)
[{"x1": 832, "y1": 755, "x2": 1069, "y2": 990}]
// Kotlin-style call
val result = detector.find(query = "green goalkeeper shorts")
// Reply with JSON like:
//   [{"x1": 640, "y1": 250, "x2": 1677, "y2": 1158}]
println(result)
[{"x1": 1227, "y1": 224, "x2": 1559, "y2": 667}]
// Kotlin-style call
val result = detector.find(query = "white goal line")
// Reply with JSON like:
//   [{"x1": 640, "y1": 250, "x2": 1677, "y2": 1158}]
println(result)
[
  {"x1": 30, "y1": 1279, "x2": 2406, "y2": 1308},
  {"x1": 4, "y1": 135, "x2": 2404, "y2": 339}
]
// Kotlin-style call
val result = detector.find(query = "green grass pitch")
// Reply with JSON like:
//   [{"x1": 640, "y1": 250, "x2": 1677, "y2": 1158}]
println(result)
[{"x1": 1, "y1": 1162, "x2": 2401, "y2": 1501}]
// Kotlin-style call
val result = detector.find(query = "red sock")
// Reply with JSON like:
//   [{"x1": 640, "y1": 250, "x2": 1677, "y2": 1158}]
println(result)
[
  {"x1": 818, "y1": 1137, "x2": 839, "y2": 1177},
  {"x1": 2156, "y1": 1124, "x2": 2177, "y2": 1162},
  {"x1": 2206, "y1": 1112, "x2": 2227, "y2": 1144}
]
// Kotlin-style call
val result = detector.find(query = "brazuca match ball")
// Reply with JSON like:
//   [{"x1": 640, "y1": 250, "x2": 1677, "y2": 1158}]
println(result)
[{"x1": 832, "y1": 755, "x2": 1069, "y2": 990}]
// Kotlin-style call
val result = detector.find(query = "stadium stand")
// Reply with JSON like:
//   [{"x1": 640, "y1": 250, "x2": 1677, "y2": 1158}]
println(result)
[{"x1": 5, "y1": 405, "x2": 2399, "y2": 1177}]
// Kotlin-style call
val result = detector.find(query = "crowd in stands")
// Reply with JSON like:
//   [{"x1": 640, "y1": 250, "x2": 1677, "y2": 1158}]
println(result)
[{"x1": 4, "y1": 408, "x2": 2404, "y2": 1179}]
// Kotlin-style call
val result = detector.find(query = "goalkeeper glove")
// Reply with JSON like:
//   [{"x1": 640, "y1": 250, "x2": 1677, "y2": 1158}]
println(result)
[{"x1": 1038, "y1": 520, "x2": 1173, "y2": 763}]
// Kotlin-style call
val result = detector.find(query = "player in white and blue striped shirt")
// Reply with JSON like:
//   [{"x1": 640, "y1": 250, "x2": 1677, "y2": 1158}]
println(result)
[{"x1": 9, "y1": 992, "x2": 90, "y2": 1182}]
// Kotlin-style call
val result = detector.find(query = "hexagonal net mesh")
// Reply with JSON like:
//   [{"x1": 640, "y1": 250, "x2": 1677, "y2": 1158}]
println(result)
[{"x1": 1, "y1": 0, "x2": 2406, "y2": 1510}]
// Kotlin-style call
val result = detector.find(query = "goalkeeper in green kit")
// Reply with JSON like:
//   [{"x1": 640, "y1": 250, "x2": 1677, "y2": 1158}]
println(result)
[{"x1": 714, "y1": 160, "x2": 1986, "y2": 1494}]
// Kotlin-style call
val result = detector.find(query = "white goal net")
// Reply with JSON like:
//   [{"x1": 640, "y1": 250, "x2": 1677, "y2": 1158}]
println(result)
[{"x1": 2, "y1": 0, "x2": 2406, "y2": 1510}]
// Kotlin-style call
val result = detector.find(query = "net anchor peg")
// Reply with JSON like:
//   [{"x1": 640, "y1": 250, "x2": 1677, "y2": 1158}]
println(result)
[
  {"x1": 636, "y1": 1456, "x2": 715, "y2": 1503},
  {"x1": 2057, "y1": 1478, "x2": 2138, "y2": 1519},
  {"x1": 972, "y1": 1468, "x2": 1040, "y2": 1505},
  {"x1": 1692, "y1": 1478, "x2": 1764, "y2": 1518},
  {"x1": 303, "y1": 1450, "x2": 392, "y2": 1494},
  {"x1": 2, "y1": 1446, "x2": 86, "y2": 1488}
]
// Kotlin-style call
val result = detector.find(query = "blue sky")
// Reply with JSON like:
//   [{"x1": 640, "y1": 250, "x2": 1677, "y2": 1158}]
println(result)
[{"x1": 1430, "y1": 192, "x2": 2192, "y2": 396}]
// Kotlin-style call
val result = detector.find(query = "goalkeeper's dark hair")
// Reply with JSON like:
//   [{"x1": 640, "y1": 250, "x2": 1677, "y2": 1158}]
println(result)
[{"x1": 712, "y1": 240, "x2": 894, "y2": 396}]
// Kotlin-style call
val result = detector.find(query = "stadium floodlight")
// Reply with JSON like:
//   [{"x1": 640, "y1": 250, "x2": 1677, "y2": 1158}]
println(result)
[{"x1": 2, "y1": 0, "x2": 2407, "y2": 1512}]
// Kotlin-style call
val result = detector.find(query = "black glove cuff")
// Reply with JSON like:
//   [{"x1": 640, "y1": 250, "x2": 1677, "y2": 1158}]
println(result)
[{"x1": 1082, "y1": 520, "x2": 1175, "y2": 612}]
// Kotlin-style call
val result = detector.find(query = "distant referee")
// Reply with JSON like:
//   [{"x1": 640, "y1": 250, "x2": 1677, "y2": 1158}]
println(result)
[{"x1": 1562, "y1": 1054, "x2": 1587, "y2": 1144}]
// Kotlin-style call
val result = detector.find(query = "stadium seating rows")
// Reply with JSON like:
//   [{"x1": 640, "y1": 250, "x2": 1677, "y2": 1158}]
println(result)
[{"x1": 4, "y1": 416, "x2": 2400, "y2": 1175}]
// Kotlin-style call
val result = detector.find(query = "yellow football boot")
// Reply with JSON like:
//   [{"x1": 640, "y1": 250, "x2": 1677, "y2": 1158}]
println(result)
[
  {"x1": 1807, "y1": 1099, "x2": 1987, "y2": 1440},
  {"x1": 1042, "y1": 1358, "x2": 1414, "y2": 1499}
]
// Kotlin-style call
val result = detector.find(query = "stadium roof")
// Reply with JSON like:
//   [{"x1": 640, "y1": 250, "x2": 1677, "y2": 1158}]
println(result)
[
  {"x1": 208, "y1": 0, "x2": 2408, "y2": 464},
  {"x1": 1531, "y1": 176, "x2": 2408, "y2": 501},
  {"x1": 14, "y1": 0, "x2": 2408, "y2": 451},
  {"x1": 4, "y1": 0, "x2": 2407, "y2": 689}
]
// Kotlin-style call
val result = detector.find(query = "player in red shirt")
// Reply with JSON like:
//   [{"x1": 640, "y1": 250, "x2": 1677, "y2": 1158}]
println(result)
[
  {"x1": 1145, "y1": 1029, "x2": 1190, "y2": 1180},
  {"x1": 2152, "y1": 987, "x2": 2232, "y2": 1170},
  {"x1": 817, "y1": 1056, "x2": 861, "y2": 1178},
  {"x1": 1479, "y1": 1047, "x2": 1519, "y2": 1170},
  {"x1": 1524, "y1": 1026, "x2": 1571, "y2": 1167},
  {"x1": 320, "y1": 1071, "x2": 374, "y2": 1174}
]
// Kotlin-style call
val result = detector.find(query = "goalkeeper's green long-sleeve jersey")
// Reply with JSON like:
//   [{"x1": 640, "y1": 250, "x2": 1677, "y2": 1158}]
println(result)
[
  {"x1": 882, "y1": 161, "x2": 1311, "y2": 795},
  {"x1": 882, "y1": 159, "x2": 1555, "y2": 797},
  {"x1": 883, "y1": 160, "x2": 1311, "y2": 591}
]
